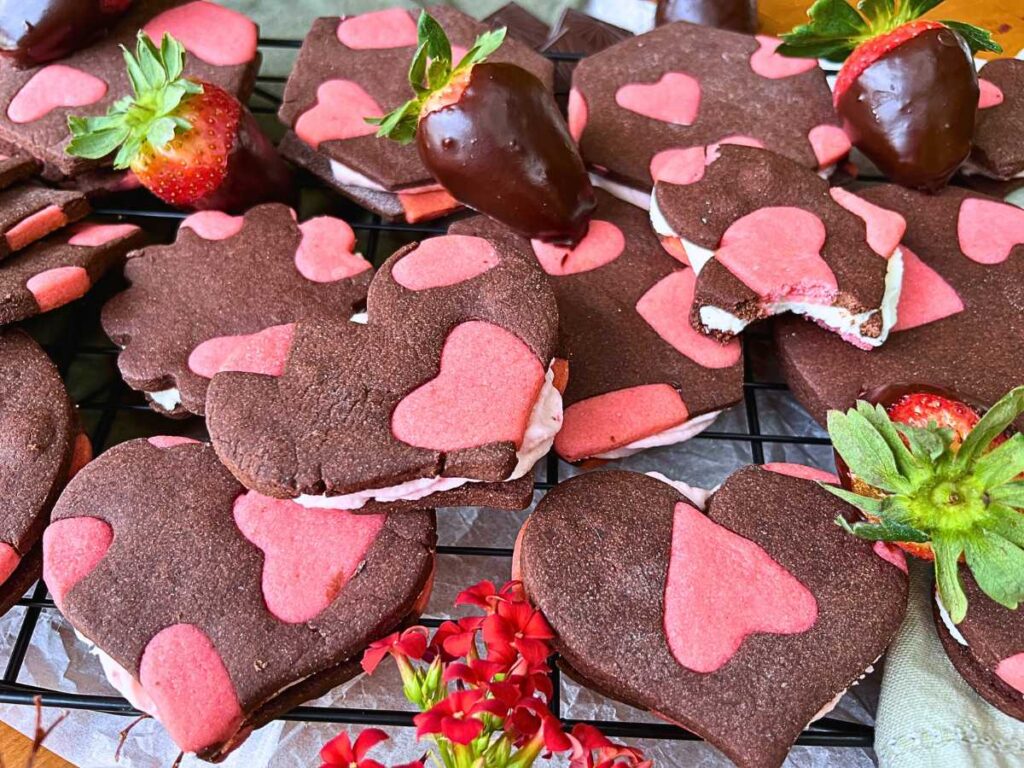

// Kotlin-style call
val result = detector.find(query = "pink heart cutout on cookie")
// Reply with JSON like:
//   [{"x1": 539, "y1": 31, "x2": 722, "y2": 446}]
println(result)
[
  {"x1": 808, "y1": 125, "x2": 852, "y2": 168},
  {"x1": 336, "y1": 9, "x2": 418, "y2": 49},
  {"x1": 144, "y1": 1, "x2": 257, "y2": 66},
  {"x1": 392, "y1": 235, "x2": 500, "y2": 290},
  {"x1": 392, "y1": 321, "x2": 545, "y2": 451},
  {"x1": 27, "y1": 267, "x2": 90, "y2": 312},
  {"x1": 664, "y1": 502, "x2": 818, "y2": 673},
  {"x1": 190, "y1": 324, "x2": 296, "y2": 379},
  {"x1": 978, "y1": 79, "x2": 1005, "y2": 109},
  {"x1": 531, "y1": 220, "x2": 624, "y2": 276},
  {"x1": 181, "y1": 211, "x2": 245, "y2": 240},
  {"x1": 893, "y1": 247, "x2": 964, "y2": 332},
  {"x1": 42, "y1": 517, "x2": 113, "y2": 611},
  {"x1": 295, "y1": 80, "x2": 383, "y2": 149},
  {"x1": 615, "y1": 72, "x2": 701, "y2": 126},
  {"x1": 296, "y1": 217, "x2": 370, "y2": 282},
  {"x1": 750, "y1": 36, "x2": 819, "y2": 79},
  {"x1": 233, "y1": 493, "x2": 385, "y2": 624},
  {"x1": 7, "y1": 65, "x2": 107, "y2": 123},
  {"x1": 957, "y1": 198, "x2": 1024, "y2": 264},
  {"x1": 829, "y1": 188, "x2": 905, "y2": 257},
  {"x1": 995, "y1": 653, "x2": 1024, "y2": 694},
  {"x1": 568, "y1": 88, "x2": 587, "y2": 143}
]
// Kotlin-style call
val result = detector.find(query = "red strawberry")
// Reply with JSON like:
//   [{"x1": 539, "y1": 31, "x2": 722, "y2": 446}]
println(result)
[
  {"x1": 371, "y1": 13, "x2": 596, "y2": 245},
  {"x1": 0, "y1": 0, "x2": 134, "y2": 66},
  {"x1": 779, "y1": 0, "x2": 1001, "y2": 191},
  {"x1": 826, "y1": 384, "x2": 1024, "y2": 624},
  {"x1": 67, "y1": 32, "x2": 293, "y2": 212}
]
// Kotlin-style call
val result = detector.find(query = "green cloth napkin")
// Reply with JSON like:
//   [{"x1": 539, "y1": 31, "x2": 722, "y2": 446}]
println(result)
[{"x1": 876, "y1": 561, "x2": 1024, "y2": 767}]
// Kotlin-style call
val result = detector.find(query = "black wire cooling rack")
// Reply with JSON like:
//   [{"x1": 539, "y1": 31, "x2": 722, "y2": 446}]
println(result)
[{"x1": 0, "y1": 34, "x2": 873, "y2": 760}]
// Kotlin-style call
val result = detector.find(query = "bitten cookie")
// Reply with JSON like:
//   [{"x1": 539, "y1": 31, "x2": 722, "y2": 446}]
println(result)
[
  {"x1": 277, "y1": 6, "x2": 553, "y2": 223},
  {"x1": 102, "y1": 205, "x2": 372, "y2": 417},
  {"x1": 518, "y1": 465, "x2": 909, "y2": 768},
  {"x1": 776, "y1": 185, "x2": 1024, "y2": 427},
  {"x1": 0, "y1": 221, "x2": 142, "y2": 324},
  {"x1": 0, "y1": 330, "x2": 87, "y2": 615},
  {"x1": 206, "y1": 233, "x2": 562, "y2": 513},
  {"x1": 653, "y1": 144, "x2": 906, "y2": 348},
  {"x1": 0, "y1": 0, "x2": 259, "y2": 180},
  {"x1": 43, "y1": 437, "x2": 436, "y2": 761},
  {"x1": 569, "y1": 21, "x2": 847, "y2": 207},
  {"x1": 451, "y1": 190, "x2": 742, "y2": 463},
  {"x1": 935, "y1": 572, "x2": 1024, "y2": 721}
]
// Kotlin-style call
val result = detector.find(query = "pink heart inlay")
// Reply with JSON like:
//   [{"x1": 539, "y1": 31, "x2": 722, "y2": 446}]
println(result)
[
  {"x1": 295, "y1": 80, "x2": 382, "y2": 149},
  {"x1": 873, "y1": 542, "x2": 908, "y2": 573},
  {"x1": 144, "y1": 1, "x2": 257, "y2": 66},
  {"x1": 234, "y1": 492, "x2": 385, "y2": 623},
  {"x1": 762, "y1": 463, "x2": 838, "y2": 483},
  {"x1": 392, "y1": 321, "x2": 544, "y2": 452},
  {"x1": 5, "y1": 205, "x2": 67, "y2": 251},
  {"x1": 568, "y1": 88, "x2": 587, "y2": 143},
  {"x1": 665, "y1": 502, "x2": 818, "y2": 673},
  {"x1": 139, "y1": 624, "x2": 244, "y2": 754},
  {"x1": 531, "y1": 220, "x2": 624, "y2": 275},
  {"x1": 180, "y1": 211, "x2": 244, "y2": 240},
  {"x1": 829, "y1": 187, "x2": 906, "y2": 257},
  {"x1": 979, "y1": 79, "x2": 1005, "y2": 109},
  {"x1": 190, "y1": 324, "x2": 295, "y2": 379},
  {"x1": 750, "y1": 35, "x2": 819, "y2": 79},
  {"x1": 893, "y1": 247, "x2": 963, "y2": 332},
  {"x1": 995, "y1": 653, "x2": 1024, "y2": 694},
  {"x1": 7, "y1": 65, "x2": 107, "y2": 123},
  {"x1": 637, "y1": 270, "x2": 741, "y2": 369},
  {"x1": 42, "y1": 517, "x2": 113, "y2": 611},
  {"x1": 148, "y1": 436, "x2": 201, "y2": 449},
  {"x1": 705, "y1": 136, "x2": 764, "y2": 164},
  {"x1": 808, "y1": 125, "x2": 852, "y2": 169},
  {"x1": 392, "y1": 235, "x2": 499, "y2": 290},
  {"x1": 296, "y1": 217, "x2": 370, "y2": 282},
  {"x1": 27, "y1": 266, "x2": 90, "y2": 312},
  {"x1": 958, "y1": 198, "x2": 1024, "y2": 264},
  {"x1": 716, "y1": 207, "x2": 837, "y2": 302},
  {"x1": 0, "y1": 543, "x2": 20, "y2": 588},
  {"x1": 651, "y1": 146, "x2": 706, "y2": 185},
  {"x1": 615, "y1": 72, "x2": 701, "y2": 126},
  {"x1": 67, "y1": 223, "x2": 139, "y2": 247},
  {"x1": 337, "y1": 9, "x2": 418, "y2": 49}
]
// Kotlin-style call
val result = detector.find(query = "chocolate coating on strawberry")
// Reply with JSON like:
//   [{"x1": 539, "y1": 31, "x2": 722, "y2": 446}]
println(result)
[
  {"x1": 0, "y1": 0, "x2": 134, "y2": 66},
  {"x1": 418, "y1": 62, "x2": 595, "y2": 244},
  {"x1": 838, "y1": 27, "x2": 978, "y2": 191},
  {"x1": 655, "y1": 0, "x2": 757, "y2": 33}
]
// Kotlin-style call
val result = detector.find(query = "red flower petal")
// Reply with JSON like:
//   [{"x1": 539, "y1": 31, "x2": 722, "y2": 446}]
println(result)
[
  {"x1": 352, "y1": 728, "x2": 389, "y2": 760},
  {"x1": 320, "y1": 732, "x2": 355, "y2": 764},
  {"x1": 441, "y1": 715, "x2": 484, "y2": 745}
]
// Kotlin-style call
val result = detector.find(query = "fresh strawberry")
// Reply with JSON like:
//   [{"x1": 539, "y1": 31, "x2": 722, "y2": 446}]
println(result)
[
  {"x1": 370, "y1": 12, "x2": 596, "y2": 245},
  {"x1": 66, "y1": 32, "x2": 293, "y2": 212},
  {"x1": 779, "y1": 0, "x2": 1001, "y2": 190},
  {"x1": 826, "y1": 384, "x2": 1024, "y2": 624},
  {"x1": 0, "y1": 0, "x2": 133, "y2": 66}
]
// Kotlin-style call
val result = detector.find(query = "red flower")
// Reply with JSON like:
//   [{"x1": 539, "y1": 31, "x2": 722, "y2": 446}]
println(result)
[
  {"x1": 487, "y1": 669, "x2": 554, "y2": 709},
  {"x1": 482, "y1": 599, "x2": 555, "y2": 667},
  {"x1": 413, "y1": 689, "x2": 505, "y2": 745},
  {"x1": 505, "y1": 698, "x2": 570, "y2": 752},
  {"x1": 361, "y1": 627, "x2": 429, "y2": 675},
  {"x1": 431, "y1": 616, "x2": 483, "y2": 662},
  {"x1": 456, "y1": 580, "x2": 527, "y2": 613},
  {"x1": 320, "y1": 728, "x2": 388, "y2": 768},
  {"x1": 568, "y1": 724, "x2": 651, "y2": 768},
  {"x1": 443, "y1": 658, "x2": 506, "y2": 688}
]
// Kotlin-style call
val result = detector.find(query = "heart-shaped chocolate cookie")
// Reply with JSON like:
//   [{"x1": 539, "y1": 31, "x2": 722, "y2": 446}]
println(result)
[
  {"x1": 653, "y1": 144, "x2": 906, "y2": 349},
  {"x1": 518, "y1": 465, "x2": 909, "y2": 768},
  {"x1": 206, "y1": 233, "x2": 561, "y2": 513},
  {"x1": 102, "y1": 204, "x2": 372, "y2": 417},
  {"x1": 42, "y1": 437, "x2": 435, "y2": 760}
]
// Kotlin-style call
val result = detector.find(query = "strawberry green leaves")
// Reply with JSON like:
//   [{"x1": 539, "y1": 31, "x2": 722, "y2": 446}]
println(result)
[
  {"x1": 368, "y1": 11, "x2": 507, "y2": 145},
  {"x1": 777, "y1": 0, "x2": 1001, "y2": 60},
  {"x1": 67, "y1": 32, "x2": 202, "y2": 169},
  {"x1": 826, "y1": 386, "x2": 1024, "y2": 623}
]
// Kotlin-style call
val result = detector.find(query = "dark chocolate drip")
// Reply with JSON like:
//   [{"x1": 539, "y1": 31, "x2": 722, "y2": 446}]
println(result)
[{"x1": 655, "y1": 0, "x2": 757, "y2": 33}]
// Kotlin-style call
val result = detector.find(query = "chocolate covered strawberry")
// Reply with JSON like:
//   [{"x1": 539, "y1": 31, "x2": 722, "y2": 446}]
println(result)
[
  {"x1": 67, "y1": 32, "x2": 293, "y2": 212},
  {"x1": 371, "y1": 12, "x2": 595, "y2": 245},
  {"x1": 827, "y1": 384, "x2": 1024, "y2": 623},
  {"x1": 779, "y1": 0, "x2": 1001, "y2": 190},
  {"x1": 655, "y1": 0, "x2": 757, "y2": 33},
  {"x1": 0, "y1": 0, "x2": 134, "y2": 66}
]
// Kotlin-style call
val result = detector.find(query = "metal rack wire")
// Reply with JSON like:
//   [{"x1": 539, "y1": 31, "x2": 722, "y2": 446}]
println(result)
[{"x1": 0, "y1": 33, "x2": 872, "y2": 759}]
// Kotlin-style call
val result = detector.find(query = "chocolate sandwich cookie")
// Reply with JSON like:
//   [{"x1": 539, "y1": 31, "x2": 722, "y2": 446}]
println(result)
[
  {"x1": 654, "y1": 144, "x2": 905, "y2": 348},
  {"x1": 43, "y1": 437, "x2": 435, "y2": 760},
  {"x1": 0, "y1": 330, "x2": 85, "y2": 615},
  {"x1": 935, "y1": 572, "x2": 1024, "y2": 721},
  {"x1": 0, "y1": 0, "x2": 259, "y2": 180},
  {"x1": 541, "y1": 10, "x2": 631, "y2": 101},
  {"x1": 518, "y1": 465, "x2": 909, "y2": 768},
  {"x1": 0, "y1": 185, "x2": 89, "y2": 259},
  {"x1": 102, "y1": 205, "x2": 372, "y2": 418},
  {"x1": 450, "y1": 190, "x2": 742, "y2": 463},
  {"x1": 776, "y1": 184, "x2": 1024, "y2": 427},
  {"x1": 0, "y1": 221, "x2": 142, "y2": 325},
  {"x1": 277, "y1": 7, "x2": 553, "y2": 223},
  {"x1": 961, "y1": 59, "x2": 1024, "y2": 203},
  {"x1": 206, "y1": 233, "x2": 562, "y2": 513},
  {"x1": 569, "y1": 21, "x2": 846, "y2": 207},
  {"x1": 0, "y1": 152, "x2": 39, "y2": 188},
  {"x1": 483, "y1": 4, "x2": 550, "y2": 50}
]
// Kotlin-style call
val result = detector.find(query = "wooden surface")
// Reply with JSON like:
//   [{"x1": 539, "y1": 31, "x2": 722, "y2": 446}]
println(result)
[{"x1": 0, "y1": 2, "x2": 1017, "y2": 767}]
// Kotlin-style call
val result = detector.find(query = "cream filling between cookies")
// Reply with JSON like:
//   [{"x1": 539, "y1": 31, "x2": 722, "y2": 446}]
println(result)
[
  {"x1": 295, "y1": 365, "x2": 563, "y2": 510},
  {"x1": 936, "y1": 592, "x2": 970, "y2": 647},
  {"x1": 588, "y1": 172, "x2": 651, "y2": 210},
  {"x1": 147, "y1": 387, "x2": 182, "y2": 411},
  {"x1": 330, "y1": 159, "x2": 390, "y2": 192},
  {"x1": 645, "y1": 471, "x2": 710, "y2": 509},
  {"x1": 650, "y1": 193, "x2": 715, "y2": 273},
  {"x1": 959, "y1": 161, "x2": 1024, "y2": 181},
  {"x1": 76, "y1": 630, "x2": 158, "y2": 716},
  {"x1": 594, "y1": 410, "x2": 722, "y2": 460}
]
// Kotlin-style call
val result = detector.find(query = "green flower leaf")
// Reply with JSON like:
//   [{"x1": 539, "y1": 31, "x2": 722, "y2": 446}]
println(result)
[
  {"x1": 933, "y1": 535, "x2": 968, "y2": 623},
  {"x1": 777, "y1": 0, "x2": 869, "y2": 59},
  {"x1": 857, "y1": 401, "x2": 927, "y2": 481},
  {"x1": 942, "y1": 20, "x2": 1003, "y2": 53},
  {"x1": 989, "y1": 482, "x2": 1024, "y2": 510},
  {"x1": 956, "y1": 386, "x2": 1024, "y2": 468},
  {"x1": 823, "y1": 483, "x2": 883, "y2": 515},
  {"x1": 456, "y1": 28, "x2": 507, "y2": 72},
  {"x1": 65, "y1": 125, "x2": 130, "y2": 160},
  {"x1": 836, "y1": 514, "x2": 929, "y2": 542},
  {"x1": 964, "y1": 531, "x2": 1024, "y2": 610},
  {"x1": 827, "y1": 406, "x2": 909, "y2": 493},
  {"x1": 987, "y1": 503, "x2": 1024, "y2": 547},
  {"x1": 974, "y1": 433, "x2": 1024, "y2": 489},
  {"x1": 417, "y1": 11, "x2": 451, "y2": 69},
  {"x1": 895, "y1": 422, "x2": 949, "y2": 462}
]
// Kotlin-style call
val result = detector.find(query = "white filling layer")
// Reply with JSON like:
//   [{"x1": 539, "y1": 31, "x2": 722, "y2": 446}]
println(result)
[
  {"x1": 1007, "y1": 187, "x2": 1024, "y2": 209},
  {"x1": 330, "y1": 159, "x2": 388, "y2": 192},
  {"x1": 649, "y1": 194, "x2": 715, "y2": 274},
  {"x1": 589, "y1": 172, "x2": 651, "y2": 210},
  {"x1": 645, "y1": 471, "x2": 710, "y2": 509},
  {"x1": 936, "y1": 592, "x2": 969, "y2": 647},
  {"x1": 350, "y1": 311, "x2": 368, "y2": 324},
  {"x1": 77, "y1": 630, "x2": 157, "y2": 716},
  {"x1": 296, "y1": 365, "x2": 563, "y2": 510},
  {"x1": 595, "y1": 410, "x2": 721, "y2": 460},
  {"x1": 700, "y1": 248, "x2": 904, "y2": 348},
  {"x1": 959, "y1": 160, "x2": 1024, "y2": 180},
  {"x1": 147, "y1": 387, "x2": 182, "y2": 411}
]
